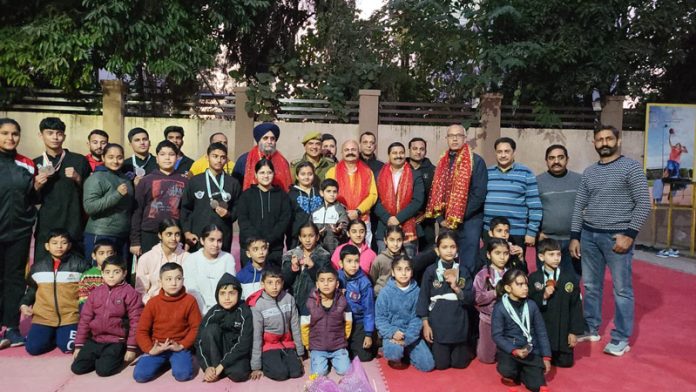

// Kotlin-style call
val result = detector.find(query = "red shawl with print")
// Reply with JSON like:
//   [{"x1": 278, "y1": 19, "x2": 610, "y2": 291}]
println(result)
[
  {"x1": 243, "y1": 147, "x2": 292, "y2": 191},
  {"x1": 377, "y1": 164, "x2": 417, "y2": 242},
  {"x1": 425, "y1": 144, "x2": 473, "y2": 229},
  {"x1": 335, "y1": 160, "x2": 372, "y2": 221}
]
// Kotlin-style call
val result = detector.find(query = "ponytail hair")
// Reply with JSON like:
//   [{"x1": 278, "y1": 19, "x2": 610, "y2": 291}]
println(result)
[{"x1": 495, "y1": 269, "x2": 528, "y2": 299}]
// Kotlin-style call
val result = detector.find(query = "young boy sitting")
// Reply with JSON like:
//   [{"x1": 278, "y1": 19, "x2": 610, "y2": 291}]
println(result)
[
  {"x1": 312, "y1": 179, "x2": 349, "y2": 255},
  {"x1": 196, "y1": 273, "x2": 253, "y2": 382},
  {"x1": 338, "y1": 244, "x2": 376, "y2": 361},
  {"x1": 247, "y1": 267, "x2": 304, "y2": 381},
  {"x1": 21, "y1": 229, "x2": 91, "y2": 355},
  {"x1": 301, "y1": 265, "x2": 353, "y2": 376},
  {"x1": 133, "y1": 262, "x2": 202, "y2": 383},
  {"x1": 72, "y1": 256, "x2": 143, "y2": 376},
  {"x1": 479, "y1": 217, "x2": 527, "y2": 274},
  {"x1": 375, "y1": 256, "x2": 434, "y2": 371},
  {"x1": 529, "y1": 238, "x2": 584, "y2": 367},
  {"x1": 78, "y1": 239, "x2": 116, "y2": 307},
  {"x1": 237, "y1": 237, "x2": 269, "y2": 300}
]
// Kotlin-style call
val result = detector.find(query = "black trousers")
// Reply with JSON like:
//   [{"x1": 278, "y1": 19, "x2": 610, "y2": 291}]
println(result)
[
  {"x1": 551, "y1": 350, "x2": 574, "y2": 368},
  {"x1": 198, "y1": 324, "x2": 250, "y2": 382},
  {"x1": 348, "y1": 322, "x2": 375, "y2": 362},
  {"x1": 496, "y1": 349, "x2": 546, "y2": 392},
  {"x1": 0, "y1": 236, "x2": 31, "y2": 329},
  {"x1": 262, "y1": 348, "x2": 303, "y2": 381},
  {"x1": 431, "y1": 341, "x2": 474, "y2": 370},
  {"x1": 71, "y1": 339, "x2": 126, "y2": 377},
  {"x1": 417, "y1": 218, "x2": 436, "y2": 252}
]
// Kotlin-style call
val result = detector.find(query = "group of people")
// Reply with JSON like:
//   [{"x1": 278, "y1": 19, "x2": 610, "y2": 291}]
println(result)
[{"x1": 0, "y1": 116, "x2": 650, "y2": 391}]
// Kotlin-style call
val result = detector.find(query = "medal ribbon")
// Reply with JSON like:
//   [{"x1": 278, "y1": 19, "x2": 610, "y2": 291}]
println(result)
[
  {"x1": 205, "y1": 169, "x2": 225, "y2": 199},
  {"x1": 502, "y1": 294, "x2": 532, "y2": 345},
  {"x1": 543, "y1": 267, "x2": 560, "y2": 285},
  {"x1": 131, "y1": 154, "x2": 152, "y2": 171},
  {"x1": 435, "y1": 259, "x2": 459, "y2": 282},
  {"x1": 42, "y1": 150, "x2": 66, "y2": 172}
]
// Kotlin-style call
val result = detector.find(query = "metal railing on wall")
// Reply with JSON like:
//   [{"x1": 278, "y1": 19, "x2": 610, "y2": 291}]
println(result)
[
  {"x1": 379, "y1": 101, "x2": 479, "y2": 126},
  {"x1": 0, "y1": 89, "x2": 102, "y2": 114},
  {"x1": 276, "y1": 99, "x2": 359, "y2": 123}
]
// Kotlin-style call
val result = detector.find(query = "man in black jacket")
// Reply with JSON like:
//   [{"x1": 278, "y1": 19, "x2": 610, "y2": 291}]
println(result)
[
  {"x1": 407, "y1": 137, "x2": 436, "y2": 251},
  {"x1": 33, "y1": 117, "x2": 91, "y2": 261}
]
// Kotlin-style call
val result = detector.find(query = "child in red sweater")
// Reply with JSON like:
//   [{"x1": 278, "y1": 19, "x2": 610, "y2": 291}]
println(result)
[{"x1": 133, "y1": 262, "x2": 202, "y2": 383}]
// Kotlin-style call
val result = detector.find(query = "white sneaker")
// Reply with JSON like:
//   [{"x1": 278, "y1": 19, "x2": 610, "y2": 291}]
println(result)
[
  {"x1": 668, "y1": 249, "x2": 680, "y2": 258},
  {"x1": 656, "y1": 249, "x2": 669, "y2": 258},
  {"x1": 576, "y1": 332, "x2": 601, "y2": 342}
]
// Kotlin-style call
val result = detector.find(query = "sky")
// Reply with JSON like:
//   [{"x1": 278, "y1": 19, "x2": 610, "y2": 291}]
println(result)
[{"x1": 356, "y1": 0, "x2": 385, "y2": 19}]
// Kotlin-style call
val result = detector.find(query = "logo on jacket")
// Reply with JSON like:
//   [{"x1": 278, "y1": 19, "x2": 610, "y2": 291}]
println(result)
[
  {"x1": 348, "y1": 291, "x2": 361, "y2": 302},
  {"x1": 534, "y1": 282, "x2": 544, "y2": 291},
  {"x1": 565, "y1": 282, "x2": 574, "y2": 293},
  {"x1": 195, "y1": 191, "x2": 205, "y2": 199}
]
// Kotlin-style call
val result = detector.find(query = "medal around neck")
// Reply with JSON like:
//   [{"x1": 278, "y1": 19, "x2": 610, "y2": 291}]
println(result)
[
  {"x1": 210, "y1": 199, "x2": 219, "y2": 210},
  {"x1": 135, "y1": 167, "x2": 146, "y2": 177},
  {"x1": 39, "y1": 163, "x2": 55, "y2": 176}
]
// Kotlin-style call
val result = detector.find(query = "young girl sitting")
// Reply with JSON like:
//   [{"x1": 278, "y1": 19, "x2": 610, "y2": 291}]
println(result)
[
  {"x1": 492, "y1": 269, "x2": 551, "y2": 392},
  {"x1": 331, "y1": 219, "x2": 377, "y2": 275},
  {"x1": 72, "y1": 256, "x2": 143, "y2": 376},
  {"x1": 184, "y1": 224, "x2": 237, "y2": 314},
  {"x1": 287, "y1": 162, "x2": 323, "y2": 249},
  {"x1": 135, "y1": 219, "x2": 189, "y2": 304},
  {"x1": 282, "y1": 221, "x2": 331, "y2": 315},
  {"x1": 417, "y1": 231, "x2": 475, "y2": 370},
  {"x1": 474, "y1": 238, "x2": 510, "y2": 364},
  {"x1": 370, "y1": 225, "x2": 405, "y2": 296},
  {"x1": 375, "y1": 256, "x2": 434, "y2": 372}
]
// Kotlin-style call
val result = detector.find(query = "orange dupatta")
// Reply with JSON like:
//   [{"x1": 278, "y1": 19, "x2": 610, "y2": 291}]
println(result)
[{"x1": 377, "y1": 164, "x2": 417, "y2": 242}]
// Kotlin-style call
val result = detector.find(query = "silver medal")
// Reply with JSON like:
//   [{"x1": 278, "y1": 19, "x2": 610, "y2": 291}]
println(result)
[
  {"x1": 135, "y1": 167, "x2": 146, "y2": 177},
  {"x1": 40, "y1": 164, "x2": 55, "y2": 176},
  {"x1": 221, "y1": 191, "x2": 231, "y2": 202},
  {"x1": 210, "y1": 199, "x2": 220, "y2": 209}
]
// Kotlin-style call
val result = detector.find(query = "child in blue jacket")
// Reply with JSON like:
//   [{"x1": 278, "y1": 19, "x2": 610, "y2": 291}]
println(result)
[
  {"x1": 337, "y1": 244, "x2": 375, "y2": 362},
  {"x1": 375, "y1": 256, "x2": 434, "y2": 371},
  {"x1": 492, "y1": 269, "x2": 551, "y2": 392}
]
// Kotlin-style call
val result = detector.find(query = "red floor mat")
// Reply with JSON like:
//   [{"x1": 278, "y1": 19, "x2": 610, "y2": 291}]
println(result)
[{"x1": 379, "y1": 260, "x2": 696, "y2": 392}]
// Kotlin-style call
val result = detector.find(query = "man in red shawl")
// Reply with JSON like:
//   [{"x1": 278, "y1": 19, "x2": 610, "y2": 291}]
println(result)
[
  {"x1": 374, "y1": 142, "x2": 424, "y2": 258},
  {"x1": 425, "y1": 124, "x2": 488, "y2": 274},
  {"x1": 232, "y1": 122, "x2": 292, "y2": 191},
  {"x1": 326, "y1": 139, "x2": 378, "y2": 245}
]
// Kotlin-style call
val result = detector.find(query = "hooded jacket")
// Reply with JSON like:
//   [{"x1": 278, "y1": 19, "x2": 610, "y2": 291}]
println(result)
[
  {"x1": 247, "y1": 289, "x2": 304, "y2": 371},
  {"x1": 75, "y1": 281, "x2": 143, "y2": 351},
  {"x1": 301, "y1": 288, "x2": 352, "y2": 351},
  {"x1": 0, "y1": 150, "x2": 36, "y2": 242},
  {"x1": 237, "y1": 185, "x2": 291, "y2": 253},
  {"x1": 338, "y1": 268, "x2": 375, "y2": 334},
  {"x1": 83, "y1": 166, "x2": 134, "y2": 237},
  {"x1": 21, "y1": 252, "x2": 91, "y2": 327},
  {"x1": 375, "y1": 278, "x2": 422, "y2": 345},
  {"x1": 196, "y1": 274, "x2": 253, "y2": 369}
]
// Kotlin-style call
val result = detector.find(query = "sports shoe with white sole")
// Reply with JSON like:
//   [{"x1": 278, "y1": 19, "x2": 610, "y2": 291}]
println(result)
[
  {"x1": 604, "y1": 340, "x2": 630, "y2": 356},
  {"x1": 576, "y1": 332, "x2": 601, "y2": 342}
]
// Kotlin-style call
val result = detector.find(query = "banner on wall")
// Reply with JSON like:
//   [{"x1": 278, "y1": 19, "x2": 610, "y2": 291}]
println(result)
[{"x1": 644, "y1": 103, "x2": 696, "y2": 205}]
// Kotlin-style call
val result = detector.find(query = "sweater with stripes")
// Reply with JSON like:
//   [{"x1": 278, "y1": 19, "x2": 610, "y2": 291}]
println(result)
[
  {"x1": 484, "y1": 163, "x2": 543, "y2": 236},
  {"x1": 570, "y1": 156, "x2": 650, "y2": 239}
]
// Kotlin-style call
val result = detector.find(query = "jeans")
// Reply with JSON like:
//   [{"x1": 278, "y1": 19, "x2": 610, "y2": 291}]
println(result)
[
  {"x1": 580, "y1": 229, "x2": 635, "y2": 342},
  {"x1": 310, "y1": 348, "x2": 351, "y2": 376},
  {"x1": 25, "y1": 323, "x2": 77, "y2": 355},
  {"x1": 383, "y1": 339, "x2": 435, "y2": 372},
  {"x1": 133, "y1": 349, "x2": 194, "y2": 383}
]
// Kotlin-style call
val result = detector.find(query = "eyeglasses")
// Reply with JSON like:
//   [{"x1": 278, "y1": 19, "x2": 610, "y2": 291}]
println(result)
[{"x1": 446, "y1": 134, "x2": 466, "y2": 139}]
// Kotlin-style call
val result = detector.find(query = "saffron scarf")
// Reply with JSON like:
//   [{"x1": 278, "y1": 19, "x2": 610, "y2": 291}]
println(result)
[
  {"x1": 425, "y1": 144, "x2": 473, "y2": 229},
  {"x1": 335, "y1": 160, "x2": 372, "y2": 221},
  {"x1": 243, "y1": 147, "x2": 292, "y2": 191},
  {"x1": 377, "y1": 164, "x2": 417, "y2": 242}
]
